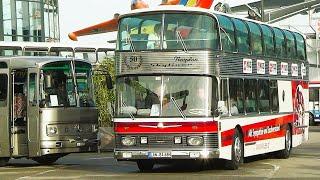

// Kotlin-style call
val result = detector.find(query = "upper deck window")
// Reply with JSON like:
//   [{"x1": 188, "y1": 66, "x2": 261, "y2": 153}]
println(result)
[
  {"x1": 117, "y1": 13, "x2": 219, "y2": 51},
  {"x1": 284, "y1": 30, "x2": 296, "y2": 59},
  {"x1": 294, "y1": 32, "x2": 306, "y2": 60},
  {"x1": 273, "y1": 28, "x2": 286, "y2": 58},
  {"x1": 232, "y1": 18, "x2": 250, "y2": 54},
  {"x1": 247, "y1": 21, "x2": 263, "y2": 55},
  {"x1": 260, "y1": 25, "x2": 275, "y2": 57},
  {"x1": 216, "y1": 15, "x2": 236, "y2": 52}
]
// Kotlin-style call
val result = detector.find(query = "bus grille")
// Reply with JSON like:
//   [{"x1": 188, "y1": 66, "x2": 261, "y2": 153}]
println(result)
[{"x1": 115, "y1": 133, "x2": 218, "y2": 149}]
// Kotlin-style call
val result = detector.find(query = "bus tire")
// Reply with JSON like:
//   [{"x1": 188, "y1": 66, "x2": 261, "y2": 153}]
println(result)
[
  {"x1": 0, "y1": 158, "x2": 9, "y2": 167},
  {"x1": 225, "y1": 129, "x2": 243, "y2": 170},
  {"x1": 309, "y1": 113, "x2": 315, "y2": 126},
  {"x1": 137, "y1": 160, "x2": 154, "y2": 172},
  {"x1": 276, "y1": 125, "x2": 292, "y2": 159},
  {"x1": 32, "y1": 155, "x2": 60, "y2": 165}
]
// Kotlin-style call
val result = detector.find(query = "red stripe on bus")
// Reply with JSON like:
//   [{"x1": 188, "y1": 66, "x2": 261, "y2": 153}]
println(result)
[
  {"x1": 114, "y1": 121, "x2": 218, "y2": 134},
  {"x1": 221, "y1": 114, "x2": 300, "y2": 147}
]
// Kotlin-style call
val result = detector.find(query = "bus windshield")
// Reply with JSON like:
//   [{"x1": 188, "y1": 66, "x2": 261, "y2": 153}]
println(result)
[
  {"x1": 118, "y1": 13, "x2": 218, "y2": 51},
  {"x1": 75, "y1": 61, "x2": 95, "y2": 107},
  {"x1": 116, "y1": 75, "x2": 217, "y2": 118},
  {"x1": 40, "y1": 61, "x2": 94, "y2": 108}
]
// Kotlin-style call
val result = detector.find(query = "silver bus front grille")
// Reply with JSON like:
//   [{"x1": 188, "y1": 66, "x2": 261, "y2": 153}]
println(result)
[{"x1": 115, "y1": 133, "x2": 218, "y2": 149}]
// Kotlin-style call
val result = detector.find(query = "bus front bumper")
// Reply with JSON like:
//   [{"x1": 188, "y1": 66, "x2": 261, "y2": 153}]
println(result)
[
  {"x1": 114, "y1": 148, "x2": 219, "y2": 160},
  {"x1": 40, "y1": 139, "x2": 99, "y2": 155}
]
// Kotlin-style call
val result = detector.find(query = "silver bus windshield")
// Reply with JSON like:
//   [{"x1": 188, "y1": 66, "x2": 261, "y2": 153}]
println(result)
[
  {"x1": 117, "y1": 13, "x2": 218, "y2": 51},
  {"x1": 40, "y1": 61, "x2": 94, "y2": 108},
  {"x1": 116, "y1": 75, "x2": 217, "y2": 118}
]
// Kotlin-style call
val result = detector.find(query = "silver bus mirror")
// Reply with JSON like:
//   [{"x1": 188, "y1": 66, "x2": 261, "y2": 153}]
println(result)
[{"x1": 45, "y1": 75, "x2": 52, "y2": 88}]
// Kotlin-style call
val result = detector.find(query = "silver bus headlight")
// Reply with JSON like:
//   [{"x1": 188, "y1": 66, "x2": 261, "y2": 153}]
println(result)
[
  {"x1": 187, "y1": 136, "x2": 203, "y2": 146},
  {"x1": 47, "y1": 126, "x2": 58, "y2": 135},
  {"x1": 121, "y1": 136, "x2": 136, "y2": 146}
]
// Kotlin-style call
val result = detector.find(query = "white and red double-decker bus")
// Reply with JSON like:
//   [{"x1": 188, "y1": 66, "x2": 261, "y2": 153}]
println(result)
[
  {"x1": 110, "y1": 6, "x2": 309, "y2": 171},
  {"x1": 69, "y1": 3, "x2": 309, "y2": 171}
]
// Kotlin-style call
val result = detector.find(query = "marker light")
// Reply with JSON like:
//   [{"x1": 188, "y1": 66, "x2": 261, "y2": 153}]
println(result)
[
  {"x1": 174, "y1": 136, "x2": 182, "y2": 144},
  {"x1": 140, "y1": 137, "x2": 148, "y2": 144}
]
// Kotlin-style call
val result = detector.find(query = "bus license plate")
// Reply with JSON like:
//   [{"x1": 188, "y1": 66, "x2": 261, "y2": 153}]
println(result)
[{"x1": 149, "y1": 152, "x2": 171, "y2": 158}]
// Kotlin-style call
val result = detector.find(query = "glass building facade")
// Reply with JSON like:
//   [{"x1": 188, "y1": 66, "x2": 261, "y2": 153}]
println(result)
[{"x1": 0, "y1": 0, "x2": 59, "y2": 42}]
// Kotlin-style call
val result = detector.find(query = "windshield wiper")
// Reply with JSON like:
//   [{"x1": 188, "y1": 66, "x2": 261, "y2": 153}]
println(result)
[
  {"x1": 176, "y1": 31, "x2": 188, "y2": 53},
  {"x1": 121, "y1": 101, "x2": 135, "y2": 120},
  {"x1": 219, "y1": 26, "x2": 233, "y2": 46},
  {"x1": 170, "y1": 96, "x2": 186, "y2": 120}
]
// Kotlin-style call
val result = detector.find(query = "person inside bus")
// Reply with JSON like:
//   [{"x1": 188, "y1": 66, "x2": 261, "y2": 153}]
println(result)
[
  {"x1": 230, "y1": 98, "x2": 239, "y2": 115},
  {"x1": 147, "y1": 24, "x2": 167, "y2": 50},
  {"x1": 56, "y1": 80, "x2": 69, "y2": 106}
]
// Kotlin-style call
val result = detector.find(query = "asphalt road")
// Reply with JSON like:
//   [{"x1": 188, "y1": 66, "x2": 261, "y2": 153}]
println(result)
[{"x1": 1, "y1": 127, "x2": 320, "y2": 180}]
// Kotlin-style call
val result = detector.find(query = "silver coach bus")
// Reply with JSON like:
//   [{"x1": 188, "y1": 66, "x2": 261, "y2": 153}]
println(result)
[{"x1": 0, "y1": 56, "x2": 98, "y2": 166}]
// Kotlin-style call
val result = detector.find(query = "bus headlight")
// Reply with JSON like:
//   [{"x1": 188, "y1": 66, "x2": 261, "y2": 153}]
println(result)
[
  {"x1": 187, "y1": 136, "x2": 203, "y2": 146},
  {"x1": 47, "y1": 126, "x2": 58, "y2": 135},
  {"x1": 121, "y1": 136, "x2": 136, "y2": 146}
]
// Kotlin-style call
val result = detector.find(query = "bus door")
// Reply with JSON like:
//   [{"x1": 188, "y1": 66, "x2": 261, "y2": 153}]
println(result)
[
  {"x1": 27, "y1": 69, "x2": 40, "y2": 157},
  {"x1": 11, "y1": 69, "x2": 28, "y2": 157},
  {"x1": 0, "y1": 69, "x2": 11, "y2": 158}
]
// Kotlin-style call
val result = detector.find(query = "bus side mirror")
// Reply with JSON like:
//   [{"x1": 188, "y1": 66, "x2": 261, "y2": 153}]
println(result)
[
  {"x1": 44, "y1": 75, "x2": 52, "y2": 88},
  {"x1": 106, "y1": 74, "x2": 113, "y2": 90}
]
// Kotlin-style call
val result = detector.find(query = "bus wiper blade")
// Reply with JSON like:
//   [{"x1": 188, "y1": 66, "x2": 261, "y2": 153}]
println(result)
[
  {"x1": 121, "y1": 101, "x2": 135, "y2": 120},
  {"x1": 176, "y1": 31, "x2": 188, "y2": 53},
  {"x1": 170, "y1": 96, "x2": 186, "y2": 120}
]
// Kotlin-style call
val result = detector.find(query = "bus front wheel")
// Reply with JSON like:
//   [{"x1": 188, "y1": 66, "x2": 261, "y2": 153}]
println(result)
[
  {"x1": 137, "y1": 160, "x2": 154, "y2": 172},
  {"x1": 225, "y1": 129, "x2": 243, "y2": 170},
  {"x1": 275, "y1": 125, "x2": 292, "y2": 159}
]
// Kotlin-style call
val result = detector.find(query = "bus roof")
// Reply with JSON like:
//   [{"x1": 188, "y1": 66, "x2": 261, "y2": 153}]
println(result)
[
  {"x1": 0, "y1": 56, "x2": 90, "y2": 69},
  {"x1": 120, "y1": 5, "x2": 305, "y2": 37}
]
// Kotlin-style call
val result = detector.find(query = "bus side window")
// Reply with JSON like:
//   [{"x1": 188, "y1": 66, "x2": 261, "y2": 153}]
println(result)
[
  {"x1": 232, "y1": 18, "x2": 250, "y2": 54},
  {"x1": 229, "y1": 78, "x2": 244, "y2": 115},
  {"x1": 244, "y1": 79, "x2": 257, "y2": 113},
  {"x1": 258, "y1": 80, "x2": 270, "y2": 113},
  {"x1": 247, "y1": 21, "x2": 263, "y2": 56},
  {"x1": 219, "y1": 79, "x2": 229, "y2": 116},
  {"x1": 216, "y1": 15, "x2": 236, "y2": 52},
  {"x1": 294, "y1": 32, "x2": 306, "y2": 60},
  {"x1": 270, "y1": 80, "x2": 279, "y2": 112},
  {"x1": 261, "y1": 25, "x2": 275, "y2": 57},
  {"x1": 284, "y1": 30, "x2": 296, "y2": 59},
  {"x1": 0, "y1": 74, "x2": 8, "y2": 107},
  {"x1": 273, "y1": 28, "x2": 286, "y2": 58}
]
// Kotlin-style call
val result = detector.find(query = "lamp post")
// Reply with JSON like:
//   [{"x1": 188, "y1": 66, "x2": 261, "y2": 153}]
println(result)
[{"x1": 261, "y1": 0, "x2": 265, "y2": 22}]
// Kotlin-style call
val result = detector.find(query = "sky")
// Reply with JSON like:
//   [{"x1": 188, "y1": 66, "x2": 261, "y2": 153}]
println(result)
[
  {"x1": 59, "y1": 0, "x2": 317, "y2": 45},
  {"x1": 59, "y1": 0, "x2": 162, "y2": 44}
]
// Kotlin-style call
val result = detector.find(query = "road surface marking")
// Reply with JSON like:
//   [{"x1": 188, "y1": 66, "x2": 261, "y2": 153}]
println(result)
[
  {"x1": 16, "y1": 169, "x2": 56, "y2": 180},
  {"x1": 262, "y1": 163, "x2": 280, "y2": 178},
  {"x1": 87, "y1": 157, "x2": 114, "y2": 160},
  {"x1": 16, "y1": 174, "x2": 120, "y2": 179}
]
